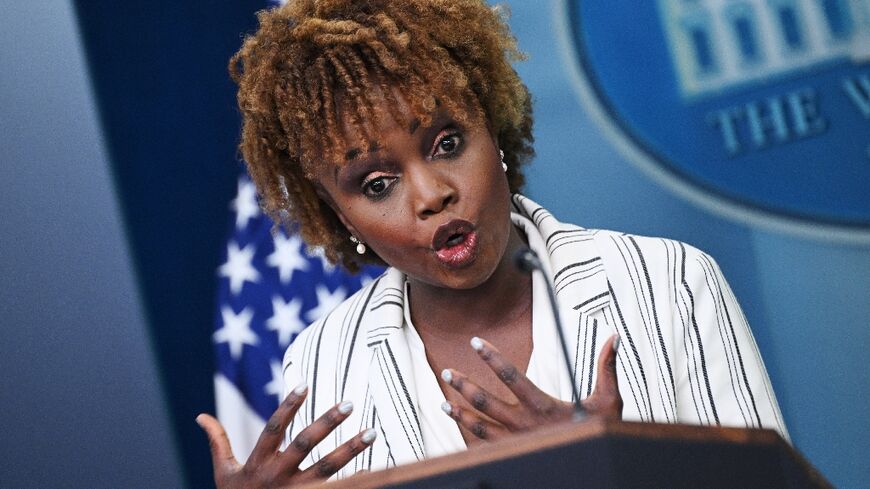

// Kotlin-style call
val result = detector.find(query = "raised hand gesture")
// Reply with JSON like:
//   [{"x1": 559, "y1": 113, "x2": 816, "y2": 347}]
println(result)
[
  {"x1": 197, "y1": 383, "x2": 376, "y2": 488},
  {"x1": 440, "y1": 335, "x2": 622, "y2": 440}
]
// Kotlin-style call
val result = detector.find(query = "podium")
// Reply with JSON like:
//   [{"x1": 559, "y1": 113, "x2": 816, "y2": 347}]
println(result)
[{"x1": 319, "y1": 418, "x2": 830, "y2": 488}]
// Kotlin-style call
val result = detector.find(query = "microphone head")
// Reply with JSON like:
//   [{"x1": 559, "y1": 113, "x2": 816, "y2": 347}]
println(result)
[{"x1": 513, "y1": 247, "x2": 541, "y2": 273}]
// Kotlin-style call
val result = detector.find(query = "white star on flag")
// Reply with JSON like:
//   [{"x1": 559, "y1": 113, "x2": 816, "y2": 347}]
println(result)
[
  {"x1": 267, "y1": 233, "x2": 309, "y2": 284},
  {"x1": 305, "y1": 285, "x2": 347, "y2": 322},
  {"x1": 231, "y1": 177, "x2": 260, "y2": 230},
  {"x1": 264, "y1": 360, "x2": 283, "y2": 400},
  {"x1": 213, "y1": 170, "x2": 384, "y2": 464},
  {"x1": 214, "y1": 306, "x2": 258, "y2": 360},
  {"x1": 266, "y1": 295, "x2": 305, "y2": 347},
  {"x1": 220, "y1": 241, "x2": 260, "y2": 295}
]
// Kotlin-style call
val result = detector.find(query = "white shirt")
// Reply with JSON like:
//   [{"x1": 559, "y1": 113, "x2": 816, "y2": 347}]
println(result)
[{"x1": 402, "y1": 211, "x2": 573, "y2": 457}]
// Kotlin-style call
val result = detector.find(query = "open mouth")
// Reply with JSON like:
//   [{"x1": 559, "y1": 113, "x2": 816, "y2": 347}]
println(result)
[
  {"x1": 445, "y1": 233, "x2": 466, "y2": 247},
  {"x1": 432, "y1": 219, "x2": 479, "y2": 268}
]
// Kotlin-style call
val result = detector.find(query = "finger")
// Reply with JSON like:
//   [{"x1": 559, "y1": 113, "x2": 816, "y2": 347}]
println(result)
[
  {"x1": 247, "y1": 381, "x2": 309, "y2": 468},
  {"x1": 470, "y1": 337, "x2": 558, "y2": 415},
  {"x1": 296, "y1": 428, "x2": 377, "y2": 483},
  {"x1": 440, "y1": 368, "x2": 521, "y2": 430},
  {"x1": 595, "y1": 334, "x2": 620, "y2": 396},
  {"x1": 440, "y1": 400, "x2": 508, "y2": 441},
  {"x1": 585, "y1": 334, "x2": 623, "y2": 419},
  {"x1": 280, "y1": 400, "x2": 355, "y2": 470},
  {"x1": 196, "y1": 413, "x2": 241, "y2": 476}
]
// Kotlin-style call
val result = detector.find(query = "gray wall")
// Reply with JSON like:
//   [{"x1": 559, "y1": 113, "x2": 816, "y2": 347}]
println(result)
[{"x1": 0, "y1": 1, "x2": 182, "y2": 487}]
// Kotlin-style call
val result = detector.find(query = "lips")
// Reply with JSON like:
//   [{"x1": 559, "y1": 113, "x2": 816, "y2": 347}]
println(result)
[{"x1": 432, "y1": 219, "x2": 479, "y2": 268}]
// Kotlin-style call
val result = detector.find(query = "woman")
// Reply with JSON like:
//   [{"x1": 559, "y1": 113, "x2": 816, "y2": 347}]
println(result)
[{"x1": 197, "y1": 0, "x2": 788, "y2": 486}]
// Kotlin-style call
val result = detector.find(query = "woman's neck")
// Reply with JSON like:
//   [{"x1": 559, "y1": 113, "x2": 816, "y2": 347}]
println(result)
[{"x1": 406, "y1": 224, "x2": 532, "y2": 338}]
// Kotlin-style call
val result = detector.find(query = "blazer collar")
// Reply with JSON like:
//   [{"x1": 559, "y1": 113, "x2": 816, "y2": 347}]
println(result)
[
  {"x1": 510, "y1": 194, "x2": 611, "y2": 316},
  {"x1": 363, "y1": 268, "x2": 426, "y2": 464}
]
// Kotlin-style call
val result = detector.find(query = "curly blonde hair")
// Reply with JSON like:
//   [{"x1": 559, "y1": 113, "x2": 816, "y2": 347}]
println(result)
[{"x1": 230, "y1": 0, "x2": 534, "y2": 271}]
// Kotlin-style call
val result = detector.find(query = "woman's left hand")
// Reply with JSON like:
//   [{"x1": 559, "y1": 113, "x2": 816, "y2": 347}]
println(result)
[{"x1": 440, "y1": 334, "x2": 622, "y2": 441}]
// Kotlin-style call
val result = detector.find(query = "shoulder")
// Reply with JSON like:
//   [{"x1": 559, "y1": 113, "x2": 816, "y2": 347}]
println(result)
[
  {"x1": 283, "y1": 268, "x2": 405, "y2": 377},
  {"x1": 511, "y1": 193, "x2": 721, "y2": 300},
  {"x1": 511, "y1": 193, "x2": 714, "y2": 269},
  {"x1": 281, "y1": 267, "x2": 401, "y2": 375},
  {"x1": 586, "y1": 229, "x2": 741, "y2": 339},
  {"x1": 590, "y1": 229, "x2": 706, "y2": 259},
  {"x1": 588, "y1": 229, "x2": 716, "y2": 280},
  {"x1": 576, "y1": 228, "x2": 728, "y2": 314}
]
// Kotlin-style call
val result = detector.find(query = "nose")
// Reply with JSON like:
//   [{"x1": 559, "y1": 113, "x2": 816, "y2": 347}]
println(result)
[{"x1": 410, "y1": 164, "x2": 455, "y2": 219}]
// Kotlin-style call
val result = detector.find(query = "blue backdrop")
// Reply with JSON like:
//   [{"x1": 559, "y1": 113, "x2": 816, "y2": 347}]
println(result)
[{"x1": 1, "y1": 1, "x2": 867, "y2": 488}]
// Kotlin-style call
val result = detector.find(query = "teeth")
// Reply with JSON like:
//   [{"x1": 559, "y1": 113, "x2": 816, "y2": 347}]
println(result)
[{"x1": 446, "y1": 234, "x2": 464, "y2": 247}]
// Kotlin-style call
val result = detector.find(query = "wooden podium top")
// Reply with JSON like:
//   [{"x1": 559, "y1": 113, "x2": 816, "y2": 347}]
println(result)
[{"x1": 305, "y1": 418, "x2": 829, "y2": 489}]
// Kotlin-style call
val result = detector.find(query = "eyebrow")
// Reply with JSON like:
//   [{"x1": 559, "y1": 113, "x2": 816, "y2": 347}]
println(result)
[{"x1": 341, "y1": 116, "x2": 424, "y2": 162}]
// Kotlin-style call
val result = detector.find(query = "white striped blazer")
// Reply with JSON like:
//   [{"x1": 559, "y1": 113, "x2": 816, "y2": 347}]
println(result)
[{"x1": 281, "y1": 194, "x2": 788, "y2": 478}]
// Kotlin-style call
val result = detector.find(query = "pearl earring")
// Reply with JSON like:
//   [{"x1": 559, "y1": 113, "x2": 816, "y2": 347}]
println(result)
[
  {"x1": 350, "y1": 235, "x2": 366, "y2": 255},
  {"x1": 499, "y1": 149, "x2": 507, "y2": 172}
]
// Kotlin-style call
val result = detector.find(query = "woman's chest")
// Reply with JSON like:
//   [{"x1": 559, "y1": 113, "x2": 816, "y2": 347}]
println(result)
[{"x1": 418, "y1": 325, "x2": 533, "y2": 446}]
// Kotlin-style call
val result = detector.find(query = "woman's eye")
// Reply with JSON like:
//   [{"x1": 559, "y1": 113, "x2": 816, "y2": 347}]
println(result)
[
  {"x1": 434, "y1": 133, "x2": 461, "y2": 156},
  {"x1": 362, "y1": 175, "x2": 396, "y2": 198}
]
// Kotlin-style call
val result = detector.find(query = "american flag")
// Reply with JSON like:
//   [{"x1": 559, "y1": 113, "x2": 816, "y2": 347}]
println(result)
[{"x1": 212, "y1": 171, "x2": 383, "y2": 461}]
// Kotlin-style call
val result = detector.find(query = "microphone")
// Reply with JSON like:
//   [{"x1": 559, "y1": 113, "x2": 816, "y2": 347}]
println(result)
[{"x1": 514, "y1": 248, "x2": 587, "y2": 420}]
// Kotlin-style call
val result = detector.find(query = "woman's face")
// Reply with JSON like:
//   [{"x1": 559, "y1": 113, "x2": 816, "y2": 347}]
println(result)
[{"x1": 315, "y1": 96, "x2": 515, "y2": 291}]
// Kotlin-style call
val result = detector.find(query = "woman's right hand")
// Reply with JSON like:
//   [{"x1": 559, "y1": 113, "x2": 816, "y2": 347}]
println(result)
[{"x1": 196, "y1": 382, "x2": 377, "y2": 488}]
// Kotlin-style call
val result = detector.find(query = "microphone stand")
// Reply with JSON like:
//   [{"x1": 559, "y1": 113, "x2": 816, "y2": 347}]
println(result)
[{"x1": 514, "y1": 248, "x2": 587, "y2": 421}]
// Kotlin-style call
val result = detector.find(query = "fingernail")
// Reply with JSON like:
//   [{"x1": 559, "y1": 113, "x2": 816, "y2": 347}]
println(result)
[
  {"x1": 338, "y1": 400, "x2": 354, "y2": 414},
  {"x1": 441, "y1": 401, "x2": 452, "y2": 415},
  {"x1": 441, "y1": 369, "x2": 453, "y2": 384},
  {"x1": 195, "y1": 414, "x2": 204, "y2": 427},
  {"x1": 293, "y1": 381, "x2": 308, "y2": 395},
  {"x1": 361, "y1": 428, "x2": 377, "y2": 444},
  {"x1": 470, "y1": 337, "x2": 483, "y2": 351},
  {"x1": 612, "y1": 335, "x2": 621, "y2": 353}
]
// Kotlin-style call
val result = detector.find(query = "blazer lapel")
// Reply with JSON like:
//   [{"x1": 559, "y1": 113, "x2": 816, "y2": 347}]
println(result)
[
  {"x1": 364, "y1": 268, "x2": 426, "y2": 466},
  {"x1": 511, "y1": 195, "x2": 612, "y2": 400},
  {"x1": 359, "y1": 195, "x2": 613, "y2": 464}
]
